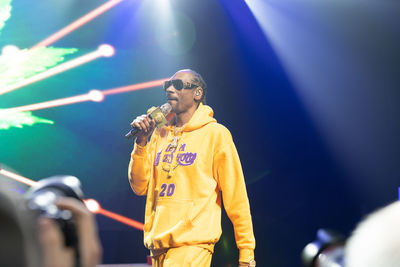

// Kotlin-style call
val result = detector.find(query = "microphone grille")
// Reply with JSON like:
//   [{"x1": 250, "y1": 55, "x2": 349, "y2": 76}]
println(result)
[{"x1": 160, "y1": 103, "x2": 172, "y2": 116}]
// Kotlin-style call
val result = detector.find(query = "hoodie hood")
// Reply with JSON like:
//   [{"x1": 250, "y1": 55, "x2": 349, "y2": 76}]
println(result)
[{"x1": 167, "y1": 103, "x2": 216, "y2": 132}]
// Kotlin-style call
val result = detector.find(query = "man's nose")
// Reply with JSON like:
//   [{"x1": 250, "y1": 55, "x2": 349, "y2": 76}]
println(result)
[{"x1": 166, "y1": 86, "x2": 175, "y2": 93}]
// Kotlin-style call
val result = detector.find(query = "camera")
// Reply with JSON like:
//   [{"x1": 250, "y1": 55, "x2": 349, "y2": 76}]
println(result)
[
  {"x1": 301, "y1": 229, "x2": 345, "y2": 267},
  {"x1": 24, "y1": 175, "x2": 85, "y2": 248}
]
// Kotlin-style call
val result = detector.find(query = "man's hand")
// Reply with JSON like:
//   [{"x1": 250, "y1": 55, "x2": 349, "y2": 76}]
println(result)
[
  {"x1": 130, "y1": 115, "x2": 156, "y2": 146},
  {"x1": 38, "y1": 217, "x2": 74, "y2": 267},
  {"x1": 38, "y1": 197, "x2": 102, "y2": 267},
  {"x1": 239, "y1": 260, "x2": 256, "y2": 267}
]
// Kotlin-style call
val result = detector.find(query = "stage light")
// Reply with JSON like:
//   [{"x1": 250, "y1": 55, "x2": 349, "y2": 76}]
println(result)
[
  {"x1": 88, "y1": 89, "x2": 105, "y2": 102},
  {"x1": 102, "y1": 78, "x2": 167, "y2": 95},
  {"x1": 0, "y1": 169, "x2": 38, "y2": 187},
  {"x1": 154, "y1": 11, "x2": 196, "y2": 56},
  {"x1": 84, "y1": 199, "x2": 101, "y2": 213},
  {"x1": 1, "y1": 45, "x2": 20, "y2": 58},
  {"x1": 0, "y1": 169, "x2": 144, "y2": 230},
  {"x1": 1, "y1": 93, "x2": 94, "y2": 114},
  {"x1": 1, "y1": 78, "x2": 167, "y2": 114},
  {"x1": 138, "y1": 0, "x2": 195, "y2": 55},
  {"x1": 97, "y1": 208, "x2": 144, "y2": 230},
  {"x1": 98, "y1": 44, "x2": 115, "y2": 57},
  {"x1": 0, "y1": 45, "x2": 115, "y2": 96},
  {"x1": 31, "y1": 0, "x2": 126, "y2": 49}
]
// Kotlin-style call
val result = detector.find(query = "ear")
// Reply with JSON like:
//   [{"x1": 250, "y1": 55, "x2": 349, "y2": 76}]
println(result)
[{"x1": 194, "y1": 88, "x2": 203, "y2": 102}]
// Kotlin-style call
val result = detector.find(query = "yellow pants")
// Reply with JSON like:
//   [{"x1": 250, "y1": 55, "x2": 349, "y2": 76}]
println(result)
[{"x1": 151, "y1": 246, "x2": 212, "y2": 267}]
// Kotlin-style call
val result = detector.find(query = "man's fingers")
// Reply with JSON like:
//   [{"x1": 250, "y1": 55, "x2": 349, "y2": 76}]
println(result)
[
  {"x1": 38, "y1": 217, "x2": 74, "y2": 267},
  {"x1": 55, "y1": 197, "x2": 102, "y2": 267},
  {"x1": 142, "y1": 117, "x2": 152, "y2": 131},
  {"x1": 130, "y1": 115, "x2": 155, "y2": 133},
  {"x1": 38, "y1": 217, "x2": 63, "y2": 247},
  {"x1": 55, "y1": 198, "x2": 91, "y2": 218}
]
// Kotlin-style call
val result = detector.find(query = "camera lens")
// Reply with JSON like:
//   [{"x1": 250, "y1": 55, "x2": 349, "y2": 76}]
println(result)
[
  {"x1": 302, "y1": 229, "x2": 345, "y2": 267},
  {"x1": 25, "y1": 175, "x2": 84, "y2": 248}
]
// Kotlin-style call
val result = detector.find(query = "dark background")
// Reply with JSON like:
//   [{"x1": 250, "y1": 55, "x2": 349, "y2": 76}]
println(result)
[{"x1": 1, "y1": 0, "x2": 400, "y2": 266}]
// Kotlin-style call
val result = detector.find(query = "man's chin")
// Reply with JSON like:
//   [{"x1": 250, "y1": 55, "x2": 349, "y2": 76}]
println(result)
[{"x1": 168, "y1": 100, "x2": 177, "y2": 109}]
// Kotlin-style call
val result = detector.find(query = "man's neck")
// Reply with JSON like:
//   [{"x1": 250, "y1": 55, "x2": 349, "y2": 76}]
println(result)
[{"x1": 174, "y1": 104, "x2": 199, "y2": 127}]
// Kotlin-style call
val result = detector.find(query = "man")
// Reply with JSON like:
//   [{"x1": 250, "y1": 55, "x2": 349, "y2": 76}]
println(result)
[
  {"x1": 128, "y1": 69, "x2": 256, "y2": 267},
  {"x1": 0, "y1": 181, "x2": 102, "y2": 267}
]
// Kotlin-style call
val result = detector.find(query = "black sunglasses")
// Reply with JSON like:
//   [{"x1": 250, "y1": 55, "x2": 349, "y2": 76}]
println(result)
[{"x1": 163, "y1": 79, "x2": 199, "y2": 91}]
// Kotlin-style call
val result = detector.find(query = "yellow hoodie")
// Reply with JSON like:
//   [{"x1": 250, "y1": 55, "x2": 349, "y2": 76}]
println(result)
[{"x1": 128, "y1": 103, "x2": 255, "y2": 263}]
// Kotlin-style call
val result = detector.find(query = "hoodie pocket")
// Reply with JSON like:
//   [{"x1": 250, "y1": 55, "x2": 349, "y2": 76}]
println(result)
[{"x1": 151, "y1": 199, "x2": 194, "y2": 241}]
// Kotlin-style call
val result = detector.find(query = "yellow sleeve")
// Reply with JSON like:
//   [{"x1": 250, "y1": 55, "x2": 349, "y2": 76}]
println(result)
[
  {"x1": 128, "y1": 142, "x2": 151, "y2": 196},
  {"x1": 214, "y1": 135, "x2": 256, "y2": 263}
]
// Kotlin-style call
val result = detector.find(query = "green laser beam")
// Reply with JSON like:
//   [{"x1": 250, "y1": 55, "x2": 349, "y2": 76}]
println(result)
[
  {"x1": 0, "y1": 111, "x2": 54, "y2": 130},
  {"x1": 0, "y1": 0, "x2": 12, "y2": 33},
  {"x1": 0, "y1": 47, "x2": 78, "y2": 89}
]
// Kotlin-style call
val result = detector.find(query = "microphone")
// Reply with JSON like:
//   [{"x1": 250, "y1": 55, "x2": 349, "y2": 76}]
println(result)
[{"x1": 125, "y1": 103, "x2": 172, "y2": 139}]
